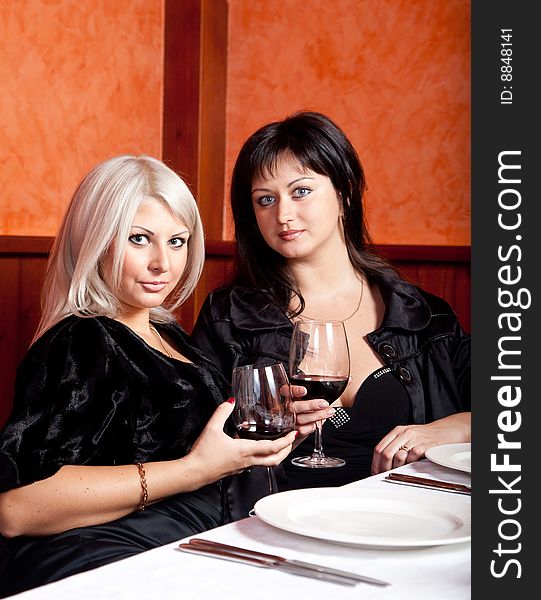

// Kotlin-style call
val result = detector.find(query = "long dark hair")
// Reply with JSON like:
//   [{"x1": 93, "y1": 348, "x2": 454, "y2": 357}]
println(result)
[{"x1": 230, "y1": 111, "x2": 393, "y2": 315}]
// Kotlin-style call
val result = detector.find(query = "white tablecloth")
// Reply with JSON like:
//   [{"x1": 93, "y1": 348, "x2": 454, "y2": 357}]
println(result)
[{"x1": 7, "y1": 460, "x2": 471, "y2": 599}]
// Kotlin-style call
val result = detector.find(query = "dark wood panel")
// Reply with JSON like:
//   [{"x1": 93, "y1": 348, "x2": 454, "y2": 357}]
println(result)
[
  {"x1": 190, "y1": 262, "x2": 472, "y2": 334},
  {"x1": 192, "y1": 242, "x2": 471, "y2": 333},
  {"x1": 198, "y1": 0, "x2": 228, "y2": 240},
  {"x1": 19, "y1": 258, "x2": 47, "y2": 354},
  {"x1": 162, "y1": 0, "x2": 229, "y2": 329},
  {"x1": 192, "y1": 255, "x2": 235, "y2": 318},
  {"x1": 0, "y1": 236, "x2": 53, "y2": 254},
  {"x1": 0, "y1": 258, "x2": 21, "y2": 427},
  {"x1": 1, "y1": 237, "x2": 468, "y2": 264},
  {"x1": 162, "y1": 0, "x2": 201, "y2": 327},
  {"x1": 205, "y1": 240, "x2": 236, "y2": 256},
  {"x1": 397, "y1": 262, "x2": 471, "y2": 332},
  {"x1": 0, "y1": 241, "x2": 51, "y2": 427},
  {"x1": 163, "y1": 0, "x2": 201, "y2": 191},
  {"x1": 203, "y1": 241, "x2": 471, "y2": 260},
  {"x1": 0, "y1": 236, "x2": 471, "y2": 427},
  {"x1": 377, "y1": 244, "x2": 470, "y2": 263}
]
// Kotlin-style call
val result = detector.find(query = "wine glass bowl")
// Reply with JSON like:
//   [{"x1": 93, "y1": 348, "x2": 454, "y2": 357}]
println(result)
[
  {"x1": 231, "y1": 363, "x2": 295, "y2": 493},
  {"x1": 289, "y1": 319, "x2": 350, "y2": 468}
]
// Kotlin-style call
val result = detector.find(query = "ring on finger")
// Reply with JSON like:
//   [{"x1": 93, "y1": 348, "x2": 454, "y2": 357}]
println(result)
[{"x1": 398, "y1": 444, "x2": 411, "y2": 453}]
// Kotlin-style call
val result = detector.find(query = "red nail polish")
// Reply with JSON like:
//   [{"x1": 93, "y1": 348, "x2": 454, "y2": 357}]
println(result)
[
  {"x1": 294, "y1": 430, "x2": 299, "y2": 437},
  {"x1": 227, "y1": 397, "x2": 235, "y2": 404}
]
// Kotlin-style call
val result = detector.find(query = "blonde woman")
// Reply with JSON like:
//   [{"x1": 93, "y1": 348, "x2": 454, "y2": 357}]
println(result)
[{"x1": 0, "y1": 155, "x2": 296, "y2": 596}]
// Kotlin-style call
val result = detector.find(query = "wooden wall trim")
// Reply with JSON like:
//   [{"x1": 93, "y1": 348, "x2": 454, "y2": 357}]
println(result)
[
  {"x1": 0, "y1": 235, "x2": 471, "y2": 428},
  {"x1": 205, "y1": 240, "x2": 236, "y2": 256},
  {"x1": 198, "y1": 0, "x2": 228, "y2": 240},
  {"x1": 0, "y1": 236, "x2": 471, "y2": 264},
  {"x1": 206, "y1": 241, "x2": 472, "y2": 262},
  {"x1": 0, "y1": 236, "x2": 471, "y2": 263},
  {"x1": 163, "y1": 0, "x2": 228, "y2": 239},
  {"x1": 162, "y1": 0, "x2": 201, "y2": 190},
  {"x1": 163, "y1": 0, "x2": 228, "y2": 324},
  {"x1": 0, "y1": 236, "x2": 53, "y2": 255},
  {"x1": 374, "y1": 244, "x2": 470, "y2": 263}
]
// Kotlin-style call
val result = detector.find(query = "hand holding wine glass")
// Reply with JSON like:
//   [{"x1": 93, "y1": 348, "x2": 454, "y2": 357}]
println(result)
[
  {"x1": 289, "y1": 319, "x2": 350, "y2": 468},
  {"x1": 231, "y1": 363, "x2": 296, "y2": 493}
]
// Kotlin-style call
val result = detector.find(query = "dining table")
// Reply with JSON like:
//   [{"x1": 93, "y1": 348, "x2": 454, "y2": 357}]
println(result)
[{"x1": 6, "y1": 458, "x2": 471, "y2": 599}]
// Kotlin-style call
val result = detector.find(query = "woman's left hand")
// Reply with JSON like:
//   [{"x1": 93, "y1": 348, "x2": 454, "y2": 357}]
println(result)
[
  {"x1": 289, "y1": 385, "x2": 336, "y2": 437},
  {"x1": 371, "y1": 412, "x2": 471, "y2": 474}
]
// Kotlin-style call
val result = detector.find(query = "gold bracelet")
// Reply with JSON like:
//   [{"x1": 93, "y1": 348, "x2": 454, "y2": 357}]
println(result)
[{"x1": 136, "y1": 462, "x2": 148, "y2": 511}]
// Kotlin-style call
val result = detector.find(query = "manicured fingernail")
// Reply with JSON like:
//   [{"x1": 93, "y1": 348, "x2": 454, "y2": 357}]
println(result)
[
  {"x1": 227, "y1": 397, "x2": 235, "y2": 404},
  {"x1": 318, "y1": 401, "x2": 329, "y2": 408},
  {"x1": 294, "y1": 431, "x2": 299, "y2": 437},
  {"x1": 326, "y1": 408, "x2": 336, "y2": 416}
]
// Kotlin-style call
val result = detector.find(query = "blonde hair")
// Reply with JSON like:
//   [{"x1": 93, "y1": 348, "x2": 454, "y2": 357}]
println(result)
[{"x1": 34, "y1": 154, "x2": 205, "y2": 342}]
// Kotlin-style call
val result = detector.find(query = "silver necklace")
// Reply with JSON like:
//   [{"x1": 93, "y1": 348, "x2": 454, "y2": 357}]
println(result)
[
  {"x1": 149, "y1": 324, "x2": 173, "y2": 358},
  {"x1": 302, "y1": 278, "x2": 364, "y2": 322}
]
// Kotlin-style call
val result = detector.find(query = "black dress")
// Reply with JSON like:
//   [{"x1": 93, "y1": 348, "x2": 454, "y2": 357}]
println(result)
[
  {"x1": 282, "y1": 366, "x2": 412, "y2": 489},
  {"x1": 0, "y1": 316, "x2": 229, "y2": 597}
]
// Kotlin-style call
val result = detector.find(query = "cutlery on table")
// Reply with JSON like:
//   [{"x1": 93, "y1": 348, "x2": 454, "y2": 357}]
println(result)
[
  {"x1": 178, "y1": 538, "x2": 390, "y2": 587},
  {"x1": 384, "y1": 472, "x2": 471, "y2": 495}
]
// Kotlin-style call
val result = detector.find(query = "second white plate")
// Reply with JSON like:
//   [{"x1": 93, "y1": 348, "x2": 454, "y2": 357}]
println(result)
[
  {"x1": 254, "y1": 487, "x2": 471, "y2": 549},
  {"x1": 425, "y1": 443, "x2": 471, "y2": 473}
]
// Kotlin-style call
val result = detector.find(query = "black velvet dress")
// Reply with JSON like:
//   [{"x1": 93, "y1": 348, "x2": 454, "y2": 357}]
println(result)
[{"x1": 0, "y1": 316, "x2": 229, "y2": 597}]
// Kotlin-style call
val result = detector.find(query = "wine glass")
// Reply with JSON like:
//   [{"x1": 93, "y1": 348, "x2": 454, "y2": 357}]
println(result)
[
  {"x1": 288, "y1": 319, "x2": 350, "y2": 468},
  {"x1": 231, "y1": 362, "x2": 296, "y2": 494}
]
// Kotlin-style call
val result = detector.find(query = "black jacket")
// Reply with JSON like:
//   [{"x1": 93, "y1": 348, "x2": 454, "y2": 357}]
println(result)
[
  {"x1": 192, "y1": 271, "x2": 470, "y2": 518},
  {"x1": 192, "y1": 271, "x2": 471, "y2": 424}
]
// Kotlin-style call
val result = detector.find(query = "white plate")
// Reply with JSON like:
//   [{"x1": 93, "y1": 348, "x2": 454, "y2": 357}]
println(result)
[
  {"x1": 254, "y1": 487, "x2": 471, "y2": 549},
  {"x1": 425, "y1": 443, "x2": 471, "y2": 473}
]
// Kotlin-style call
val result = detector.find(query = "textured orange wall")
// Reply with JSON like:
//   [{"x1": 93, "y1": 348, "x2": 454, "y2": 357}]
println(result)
[
  {"x1": 225, "y1": 0, "x2": 470, "y2": 245},
  {"x1": 0, "y1": 0, "x2": 163, "y2": 237}
]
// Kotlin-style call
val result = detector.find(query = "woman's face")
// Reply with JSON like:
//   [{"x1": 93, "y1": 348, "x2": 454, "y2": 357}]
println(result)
[
  {"x1": 107, "y1": 197, "x2": 189, "y2": 315},
  {"x1": 251, "y1": 154, "x2": 344, "y2": 261}
]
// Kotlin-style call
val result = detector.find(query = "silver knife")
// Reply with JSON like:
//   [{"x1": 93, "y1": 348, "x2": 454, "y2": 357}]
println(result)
[
  {"x1": 179, "y1": 543, "x2": 357, "y2": 585},
  {"x1": 180, "y1": 538, "x2": 390, "y2": 587}
]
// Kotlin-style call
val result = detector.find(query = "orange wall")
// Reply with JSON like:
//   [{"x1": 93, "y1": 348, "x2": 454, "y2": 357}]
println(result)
[
  {"x1": 1, "y1": 1, "x2": 470, "y2": 246},
  {"x1": 0, "y1": 0, "x2": 163, "y2": 237},
  {"x1": 225, "y1": 0, "x2": 470, "y2": 246}
]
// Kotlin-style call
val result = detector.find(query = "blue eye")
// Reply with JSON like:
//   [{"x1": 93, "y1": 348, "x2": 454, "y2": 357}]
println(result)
[
  {"x1": 129, "y1": 234, "x2": 149, "y2": 245},
  {"x1": 294, "y1": 187, "x2": 311, "y2": 198},
  {"x1": 170, "y1": 237, "x2": 187, "y2": 248},
  {"x1": 256, "y1": 195, "x2": 275, "y2": 207}
]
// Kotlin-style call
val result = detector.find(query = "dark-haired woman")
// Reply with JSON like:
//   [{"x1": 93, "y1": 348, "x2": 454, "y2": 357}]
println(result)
[{"x1": 192, "y1": 111, "x2": 470, "y2": 497}]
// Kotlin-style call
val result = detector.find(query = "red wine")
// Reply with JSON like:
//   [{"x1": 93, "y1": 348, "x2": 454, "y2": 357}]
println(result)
[
  {"x1": 289, "y1": 375, "x2": 348, "y2": 402},
  {"x1": 237, "y1": 424, "x2": 294, "y2": 441}
]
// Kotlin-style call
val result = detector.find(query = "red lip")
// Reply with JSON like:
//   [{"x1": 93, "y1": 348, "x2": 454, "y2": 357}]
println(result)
[{"x1": 278, "y1": 230, "x2": 304, "y2": 241}]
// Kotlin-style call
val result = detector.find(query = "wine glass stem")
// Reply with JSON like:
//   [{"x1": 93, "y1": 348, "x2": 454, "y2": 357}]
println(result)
[
  {"x1": 310, "y1": 421, "x2": 325, "y2": 459},
  {"x1": 266, "y1": 466, "x2": 277, "y2": 494}
]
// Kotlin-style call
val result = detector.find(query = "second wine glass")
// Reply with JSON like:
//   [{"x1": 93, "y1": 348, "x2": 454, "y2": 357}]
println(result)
[
  {"x1": 231, "y1": 362, "x2": 295, "y2": 494},
  {"x1": 289, "y1": 319, "x2": 350, "y2": 468}
]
